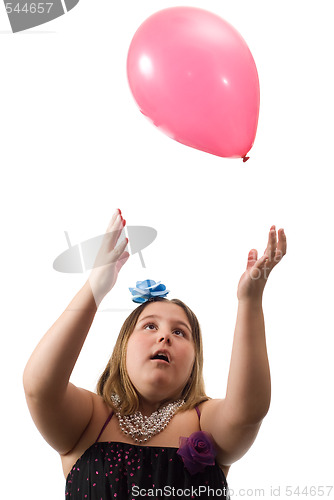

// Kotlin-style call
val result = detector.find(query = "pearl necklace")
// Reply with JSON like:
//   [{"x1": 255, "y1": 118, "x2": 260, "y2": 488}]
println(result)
[{"x1": 111, "y1": 394, "x2": 185, "y2": 443}]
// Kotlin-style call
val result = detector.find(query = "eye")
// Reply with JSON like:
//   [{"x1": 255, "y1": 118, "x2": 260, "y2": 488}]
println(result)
[
  {"x1": 144, "y1": 323, "x2": 157, "y2": 331},
  {"x1": 173, "y1": 329, "x2": 185, "y2": 337}
]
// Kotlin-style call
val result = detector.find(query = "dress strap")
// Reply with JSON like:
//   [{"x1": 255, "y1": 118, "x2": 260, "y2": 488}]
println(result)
[
  {"x1": 95, "y1": 410, "x2": 114, "y2": 443},
  {"x1": 195, "y1": 406, "x2": 201, "y2": 420}
]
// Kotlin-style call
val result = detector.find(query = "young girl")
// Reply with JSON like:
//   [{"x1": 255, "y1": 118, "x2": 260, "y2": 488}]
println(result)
[{"x1": 23, "y1": 209, "x2": 286, "y2": 499}]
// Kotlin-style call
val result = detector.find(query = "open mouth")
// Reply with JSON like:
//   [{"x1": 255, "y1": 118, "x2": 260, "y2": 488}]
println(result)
[{"x1": 151, "y1": 352, "x2": 170, "y2": 363}]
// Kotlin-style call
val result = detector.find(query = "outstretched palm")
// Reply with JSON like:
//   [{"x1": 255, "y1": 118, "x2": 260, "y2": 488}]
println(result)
[{"x1": 237, "y1": 226, "x2": 287, "y2": 301}]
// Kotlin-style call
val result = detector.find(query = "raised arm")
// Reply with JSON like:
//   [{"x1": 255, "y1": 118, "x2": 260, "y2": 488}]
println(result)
[
  {"x1": 200, "y1": 226, "x2": 287, "y2": 466},
  {"x1": 23, "y1": 210, "x2": 129, "y2": 455}
]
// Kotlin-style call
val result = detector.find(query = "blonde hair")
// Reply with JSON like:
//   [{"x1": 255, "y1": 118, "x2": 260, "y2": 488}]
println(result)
[{"x1": 96, "y1": 297, "x2": 209, "y2": 415}]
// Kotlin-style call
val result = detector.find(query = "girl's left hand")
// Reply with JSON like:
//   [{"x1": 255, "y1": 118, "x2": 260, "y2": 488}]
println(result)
[{"x1": 237, "y1": 226, "x2": 287, "y2": 302}]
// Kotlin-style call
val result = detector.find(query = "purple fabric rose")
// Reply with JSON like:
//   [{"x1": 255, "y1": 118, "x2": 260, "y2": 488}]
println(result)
[{"x1": 177, "y1": 431, "x2": 216, "y2": 475}]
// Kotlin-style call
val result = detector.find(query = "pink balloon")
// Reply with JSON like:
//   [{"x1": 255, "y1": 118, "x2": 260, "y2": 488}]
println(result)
[{"x1": 127, "y1": 7, "x2": 260, "y2": 160}]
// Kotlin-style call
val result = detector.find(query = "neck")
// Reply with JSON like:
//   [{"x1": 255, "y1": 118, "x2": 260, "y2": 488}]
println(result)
[
  {"x1": 138, "y1": 395, "x2": 181, "y2": 416},
  {"x1": 138, "y1": 398, "x2": 166, "y2": 416}
]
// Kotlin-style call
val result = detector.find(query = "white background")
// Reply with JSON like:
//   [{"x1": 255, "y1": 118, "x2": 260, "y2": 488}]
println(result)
[{"x1": 1, "y1": 0, "x2": 333, "y2": 498}]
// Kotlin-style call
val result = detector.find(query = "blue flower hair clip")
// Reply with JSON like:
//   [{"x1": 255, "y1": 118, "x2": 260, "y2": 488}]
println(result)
[{"x1": 129, "y1": 279, "x2": 169, "y2": 303}]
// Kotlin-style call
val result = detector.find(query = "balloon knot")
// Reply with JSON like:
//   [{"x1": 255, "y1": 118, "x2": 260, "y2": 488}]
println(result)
[{"x1": 242, "y1": 156, "x2": 250, "y2": 163}]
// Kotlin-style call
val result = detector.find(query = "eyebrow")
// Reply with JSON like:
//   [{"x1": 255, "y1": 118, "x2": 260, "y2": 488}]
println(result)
[{"x1": 138, "y1": 314, "x2": 192, "y2": 333}]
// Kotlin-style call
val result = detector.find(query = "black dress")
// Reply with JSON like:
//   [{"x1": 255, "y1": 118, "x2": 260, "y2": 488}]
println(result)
[{"x1": 65, "y1": 411, "x2": 229, "y2": 499}]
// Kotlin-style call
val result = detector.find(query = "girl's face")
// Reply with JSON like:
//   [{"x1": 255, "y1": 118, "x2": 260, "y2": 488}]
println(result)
[{"x1": 126, "y1": 301, "x2": 195, "y2": 406}]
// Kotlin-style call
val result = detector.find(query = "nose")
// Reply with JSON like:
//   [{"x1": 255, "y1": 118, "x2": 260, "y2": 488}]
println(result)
[{"x1": 158, "y1": 331, "x2": 171, "y2": 345}]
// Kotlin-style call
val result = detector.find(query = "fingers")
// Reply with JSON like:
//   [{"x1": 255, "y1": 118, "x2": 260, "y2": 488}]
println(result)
[
  {"x1": 246, "y1": 249, "x2": 258, "y2": 270},
  {"x1": 265, "y1": 225, "x2": 277, "y2": 262},
  {"x1": 104, "y1": 209, "x2": 126, "y2": 251},
  {"x1": 276, "y1": 228, "x2": 287, "y2": 262},
  {"x1": 248, "y1": 226, "x2": 286, "y2": 279},
  {"x1": 265, "y1": 225, "x2": 286, "y2": 268},
  {"x1": 249, "y1": 251, "x2": 269, "y2": 280},
  {"x1": 112, "y1": 236, "x2": 129, "y2": 262},
  {"x1": 106, "y1": 209, "x2": 121, "y2": 232},
  {"x1": 248, "y1": 225, "x2": 277, "y2": 271}
]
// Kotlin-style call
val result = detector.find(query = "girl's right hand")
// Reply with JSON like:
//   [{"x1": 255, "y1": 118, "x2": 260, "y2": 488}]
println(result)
[{"x1": 88, "y1": 209, "x2": 130, "y2": 306}]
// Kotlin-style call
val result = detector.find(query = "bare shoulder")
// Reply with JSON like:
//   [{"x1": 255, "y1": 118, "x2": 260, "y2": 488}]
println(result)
[{"x1": 197, "y1": 398, "x2": 263, "y2": 467}]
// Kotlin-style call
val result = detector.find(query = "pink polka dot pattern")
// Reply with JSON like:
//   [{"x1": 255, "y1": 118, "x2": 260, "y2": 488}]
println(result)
[{"x1": 65, "y1": 442, "x2": 228, "y2": 499}]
